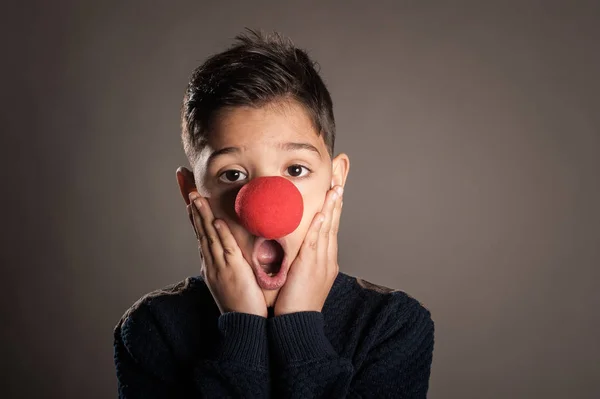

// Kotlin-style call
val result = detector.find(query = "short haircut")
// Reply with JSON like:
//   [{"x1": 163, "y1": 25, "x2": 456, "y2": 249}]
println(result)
[{"x1": 181, "y1": 28, "x2": 336, "y2": 166}]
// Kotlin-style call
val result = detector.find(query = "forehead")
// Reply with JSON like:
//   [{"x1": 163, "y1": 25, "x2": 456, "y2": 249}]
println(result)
[{"x1": 208, "y1": 101, "x2": 325, "y2": 150}]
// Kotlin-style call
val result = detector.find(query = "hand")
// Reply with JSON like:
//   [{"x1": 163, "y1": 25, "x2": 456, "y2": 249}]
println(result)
[
  {"x1": 189, "y1": 192, "x2": 268, "y2": 318},
  {"x1": 273, "y1": 185, "x2": 344, "y2": 316}
]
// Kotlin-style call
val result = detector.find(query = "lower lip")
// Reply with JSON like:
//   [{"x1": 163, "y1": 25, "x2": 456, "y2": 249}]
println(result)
[{"x1": 253, "y1": 258, "x2": 288, "y2": 290}]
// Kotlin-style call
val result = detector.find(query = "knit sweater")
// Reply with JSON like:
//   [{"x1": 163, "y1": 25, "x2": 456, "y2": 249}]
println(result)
[{"x1": 113, "y1": 271, "x2": 435, "y2": 398}]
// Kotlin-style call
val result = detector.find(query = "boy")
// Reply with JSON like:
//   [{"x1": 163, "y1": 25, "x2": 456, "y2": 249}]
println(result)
[{"x1": 114, "y1": 29, "x2": 434, "y2": 398}]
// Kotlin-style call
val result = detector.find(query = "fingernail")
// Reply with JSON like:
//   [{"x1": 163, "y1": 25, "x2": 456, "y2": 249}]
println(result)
[
  {"x1": 189, "y1": 192, "x2": 199, "y2": 201},
  {"x1": 335, "y1": 186, "x2": 344, "y2": 196},
  {"x1": 331, "y1": 191, "x2": 338, "y2": 201},
  {"x1": 191, "y1": 196, "x2": 202, "y2": 207}
]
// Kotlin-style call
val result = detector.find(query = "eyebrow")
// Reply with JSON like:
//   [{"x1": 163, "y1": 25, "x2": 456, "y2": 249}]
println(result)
[
  {"x1": 206, "y1": 146, "x2": 241, "y2": 166},
  {"x1": 277, "y1": 142, "x2": 322, "y2": 159},
  {"x1": 207, "y1": 142, "x2": 321, "y2": 166}
]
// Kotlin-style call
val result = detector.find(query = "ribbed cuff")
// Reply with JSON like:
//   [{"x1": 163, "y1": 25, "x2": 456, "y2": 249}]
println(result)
[
  {"x1": 216, "y1": 312, "x2": 268, "y2": 368},
  {"x1": 268, "y1": 311, "x2": 337, "y2": 365}
]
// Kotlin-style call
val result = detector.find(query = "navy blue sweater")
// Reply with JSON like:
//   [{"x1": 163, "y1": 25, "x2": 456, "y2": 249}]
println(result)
[{"x1": 113, "y1": 271, "x2": 434, "y2": 398}]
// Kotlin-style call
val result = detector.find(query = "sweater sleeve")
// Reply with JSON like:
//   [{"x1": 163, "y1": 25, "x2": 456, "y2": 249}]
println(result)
[
  {"x1": 114, "y1": 309, "x2": 189, "y2": 398},
  {"x1": 114, "y1": 303, "x2": 271, "y2": 398},
  {"x1": 192, "y1": 311, "x2": 271, "y2": 398},
  {"x1": 267, "y1": 298, "x2": 434, "y2": 398}
]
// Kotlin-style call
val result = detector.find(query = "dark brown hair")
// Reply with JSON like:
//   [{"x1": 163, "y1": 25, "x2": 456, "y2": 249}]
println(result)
[{"x1": 181, "y1": 28, "x2": 336, "y2": 165}]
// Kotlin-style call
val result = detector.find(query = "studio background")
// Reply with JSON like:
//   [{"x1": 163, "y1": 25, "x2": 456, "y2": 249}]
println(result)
[{"x1": 2, "y1": 1, "x2": 599, "y2": 398}]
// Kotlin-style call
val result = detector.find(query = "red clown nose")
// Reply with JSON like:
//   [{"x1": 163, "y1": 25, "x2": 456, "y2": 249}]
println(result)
[{"x1": 234, "y1": 176, "x2": 304, "y2": 239}]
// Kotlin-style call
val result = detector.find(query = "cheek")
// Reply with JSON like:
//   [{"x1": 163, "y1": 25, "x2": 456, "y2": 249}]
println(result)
[
  {"x1": 296, "y1": 176, "x2": 329, "y2": 219},
  {"x1": 229, "y1": 223, "x2": 253, "y2": 251},
  {"x1": 206, "y1": 194, "x2": 243, "y2": 233},
  {"x1": 295, "y1": 190, "x2": 327, "y2": 234},
  {"x1": 282, "y1": 193, "x2": 325, "y2": 258},
  {"x1": 206, "y1": 186, "x2": 242, "y2": 222},
  {"x1": 206, "y1": 195, "x2": 253, "y2": 248},
  {"x1": 303, "y1": 198, "x2": 323, "y2": 224},
  {"x1": 216, "y1": 216, "x2": 254, "y2": 262}
]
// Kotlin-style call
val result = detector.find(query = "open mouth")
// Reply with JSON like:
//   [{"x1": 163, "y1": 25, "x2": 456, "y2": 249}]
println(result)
[
  {"x1": 251, "y1": 237, "x2": 288, "y2": 290},
  {"x1": 257, "y1": 239, "x2": 284, "y2": 273}
]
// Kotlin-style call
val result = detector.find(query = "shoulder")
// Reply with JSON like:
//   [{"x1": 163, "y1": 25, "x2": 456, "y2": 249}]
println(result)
[
  {"x1": 114, "y1": 276, "x2": 219, "y2": 368},
  {"x1": 353, "y1": 275, "x2": 432, "y2": 315},
  {"x1": 117, "y1": 276, "x2": 205, "y2": 325},
  {"x1": 354, "y1": 276, "x2": 400, "y2": 295},
  {"x1": 352, "y1": 275, "x2": 434, "y2": 344}
]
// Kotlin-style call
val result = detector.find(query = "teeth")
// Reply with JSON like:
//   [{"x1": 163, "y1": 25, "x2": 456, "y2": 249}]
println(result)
[{"x1": 267, "y1": 272, "x2": 275, "y2": 277}]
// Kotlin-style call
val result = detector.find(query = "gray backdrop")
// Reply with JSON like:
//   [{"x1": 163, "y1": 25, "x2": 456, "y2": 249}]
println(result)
[{"x1": 2, "y1": 1, "x2": 599, "y2": 398}]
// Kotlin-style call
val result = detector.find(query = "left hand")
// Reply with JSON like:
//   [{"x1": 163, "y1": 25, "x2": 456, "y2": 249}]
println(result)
[{"x1": 273, "y1": 185, "x2": 344, "y2": 316}]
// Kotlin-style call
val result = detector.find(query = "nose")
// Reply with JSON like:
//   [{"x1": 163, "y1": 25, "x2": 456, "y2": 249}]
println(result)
[{"x1": 234, "y1": 176, "x2": 304, "y2": 239}]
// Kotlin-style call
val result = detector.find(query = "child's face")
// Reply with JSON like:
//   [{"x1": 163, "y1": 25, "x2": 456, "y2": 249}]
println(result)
[{"x1": 179, "y1": 100, "x2": 349, "y2": 306}]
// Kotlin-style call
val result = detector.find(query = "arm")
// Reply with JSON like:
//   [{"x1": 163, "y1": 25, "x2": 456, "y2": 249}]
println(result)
[
  {"x1": 114, "y1": 304, "x2": 271, "y2": 399},
  {"x1": 113, "y1": 302, "x2": 192, "y2": 398},
  {"x1": 192, "y1": 311, "x2": 271, "y2": 398},
  {"x1": 267, "y1": 301, "x2": 434, "y2": 398}
]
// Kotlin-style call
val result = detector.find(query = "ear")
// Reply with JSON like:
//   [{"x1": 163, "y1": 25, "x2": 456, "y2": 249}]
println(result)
[
  {"x1": 176, "y1": 166, "x2": 198, "y2": 206},
  {"x1": 330, "y1": 153, "x2": 350, "y2": 189}
]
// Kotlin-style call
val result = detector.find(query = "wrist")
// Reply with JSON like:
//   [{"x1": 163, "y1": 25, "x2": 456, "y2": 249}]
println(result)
[
  {"x1": 216, "y1": 312, "x2": 269, "y2": 368},
  {"x1": 267, "y1": 311, "x2": 337, "y2": 365}
]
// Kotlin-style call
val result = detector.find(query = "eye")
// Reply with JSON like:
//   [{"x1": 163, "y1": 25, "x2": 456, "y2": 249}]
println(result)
[
  {"x1": 218, "y1": 169, "x2": 248, "y2": 183},
  {"x1": 286, "y1": 164, "x2": 311, "y2": 178}
]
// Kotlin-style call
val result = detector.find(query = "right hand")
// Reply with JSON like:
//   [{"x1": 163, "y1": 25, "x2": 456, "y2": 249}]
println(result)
[{"x1": 188, "y1": 191, "x2": 268, "y2": 318}]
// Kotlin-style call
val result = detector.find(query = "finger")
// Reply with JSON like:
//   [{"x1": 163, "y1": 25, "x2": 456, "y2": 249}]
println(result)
[
  {"x1": 189, "y1": 194, "x2": 213, "y2": 267},
  {"x1": 318, "y1": 188, "x2": 339, "y2": 266},
  {"x1": 187, "y1": 203, "x2": 194, "y2": 226},
  {"x1": 212, "y1": 218, "x2": 242, "y2": 265},
  {"x1": 295, "y1": 212, "x2": 325, "y2": 268},
  {"x1": 188, "y1": 203, "x2": 204, "y2": 260},
  {"x1": 192, "y1": 195, "x2": 226, "y2": 270},
  {"x1": 320, "y1": 188, "x2": 339, "y2": 235},
  {"x1": 328, "y1": 187, "x2": 343, "y2": 265}
]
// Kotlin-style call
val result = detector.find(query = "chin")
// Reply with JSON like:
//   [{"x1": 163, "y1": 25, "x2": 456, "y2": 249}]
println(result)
[{"x1": 263, "y1": 289, "x2": 280, "y2": 307}]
